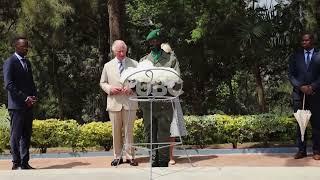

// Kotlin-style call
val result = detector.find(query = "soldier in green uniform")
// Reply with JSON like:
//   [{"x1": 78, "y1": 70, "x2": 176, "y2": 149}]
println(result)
[{"x1": 139, "y1": 29, "x2": 180, "y2": 167}]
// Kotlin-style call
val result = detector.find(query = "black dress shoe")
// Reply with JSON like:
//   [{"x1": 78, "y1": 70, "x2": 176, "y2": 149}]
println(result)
[
  {"x1": 126, "y1": 159, "x2": 138, "y2": 166},
  {"x1": 294, "y1": 151, "x2": 307, "y2": 159},
  {"x1": 12, "y1": 164, "x2": 21, "y2": 170},
  {"x1": 111, "y1": 159, "x2": 123, "y2": 166},
  {"x1": 313, "y1": 154, "x2": 320, "y2": 160},
  {"x1": 21, "y1": 164, "x2": 35, "y2": 170},
  {"x1": 152, "y1": 161, "x2": 159, "y2": 167},
  {"x1": 158, "y1": 161, "x2": 169, "y2": 167}
]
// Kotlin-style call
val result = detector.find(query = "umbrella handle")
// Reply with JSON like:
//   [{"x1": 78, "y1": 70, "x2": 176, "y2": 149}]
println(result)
[{"x1": 303, "y1": 93, "x2": 305, "y2": 110}]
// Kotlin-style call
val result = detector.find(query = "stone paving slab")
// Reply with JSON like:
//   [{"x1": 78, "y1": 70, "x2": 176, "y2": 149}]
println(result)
[
  {"x1": 1, "y1": 148, "x2": 320, "y2": 179},
  {"x1": 1, "y1": 167, "x2": 320, "y2": 180},
  {"x1": 1, "y1": 153, "x2": 320, "y2": 170},
  {"x1": 0, "y1": 147, "x2": 311, "y2": 160}
]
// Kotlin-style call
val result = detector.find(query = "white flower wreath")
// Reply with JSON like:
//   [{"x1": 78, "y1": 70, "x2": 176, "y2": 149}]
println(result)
[{"x1": 120, "y1": 60, "x2": 182, "y2": 89}]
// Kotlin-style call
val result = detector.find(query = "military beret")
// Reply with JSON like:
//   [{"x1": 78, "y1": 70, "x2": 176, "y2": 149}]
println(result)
[{"x1": 146, "y1": 29, "x2": 161, "y2": 41}]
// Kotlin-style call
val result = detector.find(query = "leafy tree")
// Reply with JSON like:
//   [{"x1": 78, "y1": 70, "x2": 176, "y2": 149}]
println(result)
[
  {"x1": 1, "y1": 0, "x2": 316, "y2": 120},
  {"x1": 0, "y1": 0, "x2": 20, "y2": 106},
  {"x1": 16, "y1": 0, "x2": 109, "y2": 122}
]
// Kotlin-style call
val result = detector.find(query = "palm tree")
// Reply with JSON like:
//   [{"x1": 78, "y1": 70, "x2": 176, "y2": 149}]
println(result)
[{"x1": 236, "y1": 7, "x2": 271, "y2": 112}]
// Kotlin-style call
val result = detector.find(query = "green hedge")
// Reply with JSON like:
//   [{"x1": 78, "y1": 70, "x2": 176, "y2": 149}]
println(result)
[
  {"x1": 184, "y1": 114, "x2": 297, "y2": 148},
  {"x1": 0, "y1": 113, "x2": 299, "y2": 153},
  {"x1": 76, "y1": 122, "x2": 112, "y2": 151},
  {"x1": 31, "y1": 119, "x2": 79, "y2": 152},
  {"x1": 0, "y1": 105, "x2": 10, "y2": 153}
]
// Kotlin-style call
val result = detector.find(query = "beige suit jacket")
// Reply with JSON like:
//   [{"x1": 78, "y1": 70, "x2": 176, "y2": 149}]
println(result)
[{"x1": 100, "y1": 57, "x2": 139, "y2": 111}]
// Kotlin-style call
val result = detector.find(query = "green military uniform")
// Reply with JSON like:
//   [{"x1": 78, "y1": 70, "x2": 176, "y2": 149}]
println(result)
[{"x1": 140, "y1": 29, "x2": 180, "y2": 167}]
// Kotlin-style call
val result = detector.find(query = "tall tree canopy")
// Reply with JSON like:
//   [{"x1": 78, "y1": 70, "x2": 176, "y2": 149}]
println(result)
[{"x1": 1, "y1": 0, "x2": 319, "y2": 121}]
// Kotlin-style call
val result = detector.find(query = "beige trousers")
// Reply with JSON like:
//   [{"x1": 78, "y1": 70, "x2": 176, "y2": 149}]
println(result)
[{"x1": 109, "y1": 109, "x2": 136, "y2": 160}]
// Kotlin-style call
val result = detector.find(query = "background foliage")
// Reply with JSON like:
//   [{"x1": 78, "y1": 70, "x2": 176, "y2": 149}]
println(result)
[
  {"x1": 0, "y1": 114, "x2": 299, "y2": 153},
  {"x1": 1, "y1": 0, "x2": 320, "y2": 122},
  {"x1": 0, "y1": 105, "x2": 10, "y2": 152}
]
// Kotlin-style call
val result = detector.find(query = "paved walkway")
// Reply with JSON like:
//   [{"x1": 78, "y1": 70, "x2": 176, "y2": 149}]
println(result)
[
  {"x1": 1, "y1": 167, "x2": 320, "y2": 180},
  {"x1": 1, "y1": 148, "x2": 320, "y2": 179}
]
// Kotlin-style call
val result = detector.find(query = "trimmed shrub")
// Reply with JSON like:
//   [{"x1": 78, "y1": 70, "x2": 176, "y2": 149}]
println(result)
[
  {"x1": 0, "y1": 105, "x2": 10, "y2": 153},
  {"x1": 77, "y1": 122, "x2": 112, "y2": 151},
  {"x1": 32, "y1": 119, "x2": 79, "y2": 152},
  {"x1": 184, "y1": 115, "x2": 218, "y2": 148},
  {"x1": 53, "y1": 120, "x2": 79, "y2": 150},
  {"x1": 248, "y1": 114, "x2": 296, "y2": 143},
  {"x1": 0, "y1": 127, "x2": 10, "y2": 153},
  {"x1": 133, "y1": 119, "x2": 144, "y2": 143},
  {"x1": 215, "y1": 115, "x2": 253, "y2": 148},
  {"x1": 0, "y1": 111, "x2": 300, "y2": 152}
]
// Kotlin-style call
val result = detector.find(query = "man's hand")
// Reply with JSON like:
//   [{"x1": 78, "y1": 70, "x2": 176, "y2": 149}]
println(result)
[
  {"x1": 122, "y1": 87, "x2": 133, "y2": 95},
  {"x1": 110, "y1": 87, "x2": 122, "y2": 95},
  {"x1": 26, "y1": 96, "x2": 37, "y2": 107},
  {"x1": 309, "y1": 85, "x2": 316, "y2": 95},
  {"x1": 300, "y1": 85, "x2": 314, "y2": 95},
  {"x1": 30, "y1": 96, "x2": 37, "y2": 103}
]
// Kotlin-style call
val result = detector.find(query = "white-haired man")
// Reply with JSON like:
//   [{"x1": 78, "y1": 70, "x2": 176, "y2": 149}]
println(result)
[{"x1": 100, "y1": 40, "x2": 139, "y2": 166}]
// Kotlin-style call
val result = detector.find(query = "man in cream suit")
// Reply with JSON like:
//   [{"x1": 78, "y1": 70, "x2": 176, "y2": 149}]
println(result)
[{"x1": 100, "y1": 40, "x2": 138, "y2": 166}]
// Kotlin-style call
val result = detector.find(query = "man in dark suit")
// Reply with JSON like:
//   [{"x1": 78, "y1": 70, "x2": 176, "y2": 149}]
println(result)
[
  {"x1": 3, "y1": 36, "x2": 37, "y2": 169},
  {"x1": 289, "y1": 32, "x2": 320, "y2": 160}
]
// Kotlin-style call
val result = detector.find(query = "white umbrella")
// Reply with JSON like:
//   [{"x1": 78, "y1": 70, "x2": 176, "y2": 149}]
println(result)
[{"x1": 293, "y1": 94, "x2": 312, "y2": 142}]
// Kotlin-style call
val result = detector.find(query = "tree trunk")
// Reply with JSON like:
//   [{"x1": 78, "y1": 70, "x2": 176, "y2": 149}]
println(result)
[
  {"x1": 107, "y1": 0, "x2": 125, "y2": 56},
  {"x1": 97, "y1": 0, "x2": 109, "y2": 121},
  {"x1": 232, "y1": 142, "x2": 237, "y2": 149},
  {"x1": 227, "y1": 78, "x2": 236, "y2": 113},
  {"x1": 98, "y1": 0, "x2": 109, "y2": 65},
  {"x1": 50, "y1": 51, "x2": 64, "y2": 119},
  {"x1": 253, "y1": 64, "x2": 267, "y2": 112},
  {"x1": 244, "y1": 72, "x2": 249, "y2": 110},
  {"x1": 316, "y1": 0, "x2": 320, "y2": 36}
]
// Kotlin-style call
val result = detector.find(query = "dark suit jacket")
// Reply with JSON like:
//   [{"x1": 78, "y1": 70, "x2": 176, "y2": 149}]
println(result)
[
  {"x1": 289, "y1": 48, "x2": 320, "y2": 101},
  {"x1": 3, "y1": 54, "x2": 37, "y2": 109}
]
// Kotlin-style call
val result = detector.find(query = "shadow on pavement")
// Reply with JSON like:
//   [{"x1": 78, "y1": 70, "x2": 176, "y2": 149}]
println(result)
[
  {"x1": 39, "y1": 162, "x2": 91, "y2": 169},
  {"x1": 261, "y1": 153, "x2": 318, "y2": 166},
  {"x1": 175, "y1": 155, "x2": 218, "y2": 164},
  {"x1": 135, "y1": 155, "x2": 218, "y2": 165}
]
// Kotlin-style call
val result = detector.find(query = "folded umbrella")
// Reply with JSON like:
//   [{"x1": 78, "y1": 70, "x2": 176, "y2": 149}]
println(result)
[{"x1": 293, "y1": 94, "x2": 312, "y2": 142}]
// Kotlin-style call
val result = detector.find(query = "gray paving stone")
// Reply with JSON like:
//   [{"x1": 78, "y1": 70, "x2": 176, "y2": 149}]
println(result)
[{"x1": 0, "y1": 167, "x2": 320, "y2": 180}]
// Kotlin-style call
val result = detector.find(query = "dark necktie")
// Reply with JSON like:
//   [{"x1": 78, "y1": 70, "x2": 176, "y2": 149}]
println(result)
[
  {"x1": 119, "y1": 61, "x2": 124, "y2": 74},
  {"x1": 21, "y1": 58, "x2": 28, "y2": 71}
]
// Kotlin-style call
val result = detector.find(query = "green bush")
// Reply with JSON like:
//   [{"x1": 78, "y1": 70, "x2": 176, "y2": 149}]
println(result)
[
  {"x1": 32, "y1": 119, "x2": 64, "y2": 152},
  {"x1": 0, "y1": 110, "x2": 300, "y2": 152},
  {"x1": 215, "y1": 115, "x2": 253, "y2": 148},
  {"x1": 184, "y1": 115, "x2": 219, "y2": 148},
  {"x1": 248, "y1": 114, "x2": 296, "y2": 143},
  {"x1": 52, "y1": 120, "x2": 79, "y2": 150},
  {"x1": 0, "y1": 105, "x2": 10, "y2": 153},
  {"x1": 77, "y1": 122, "x2": 112, "y2": 151},
  {"x1": 0, "y1": 127, "x2": 10, "y2": 153},
  {"x1": 185, "y1": 114, "x2": 296, "y2": 148},
  {"x1": 133, "y1": 119, "x2": 145, "y2": 143}
]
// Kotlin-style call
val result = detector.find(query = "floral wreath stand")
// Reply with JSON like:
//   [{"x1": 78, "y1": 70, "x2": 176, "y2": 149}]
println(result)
[{"x1": 119, "y1": 68, "x2": 194, "y2": 180}]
